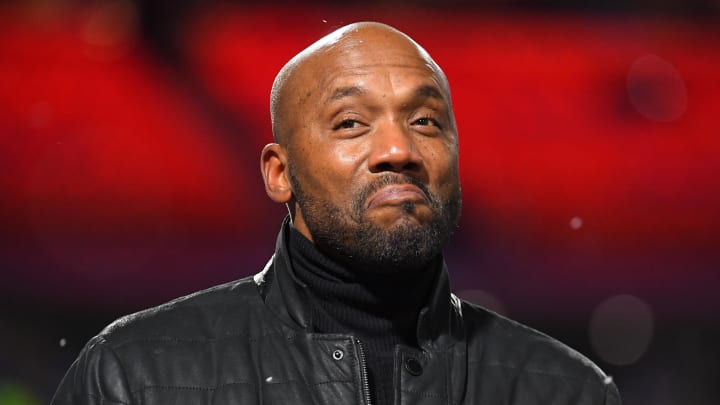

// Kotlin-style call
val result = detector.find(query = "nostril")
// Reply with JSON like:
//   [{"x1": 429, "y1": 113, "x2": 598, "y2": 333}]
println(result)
[
  {"x1": 371, "y1": 160, "x2": 420, "y2": 173},
  {"x1": 374, "y1": 162, "x2": 395, "y2": 172},
  {"x1": 403, "y1": 161, "x2": 420, "y2": 172}
]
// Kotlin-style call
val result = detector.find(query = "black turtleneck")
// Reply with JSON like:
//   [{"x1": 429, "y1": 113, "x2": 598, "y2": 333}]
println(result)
[{"x1": 287, "y1": 227, "x2": 440, "y2": 405}]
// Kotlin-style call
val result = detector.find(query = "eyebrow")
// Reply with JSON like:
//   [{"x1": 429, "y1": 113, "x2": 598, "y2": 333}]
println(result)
[
  {"x1": 325, "y1": 84, "x2": 447, "y2": 105},
  {"x1": 414, "y1": 85, "x2": 446, "y2": 102},
  {"x1": 326, "y1": 86, "x2": 366, "y2": 105}
]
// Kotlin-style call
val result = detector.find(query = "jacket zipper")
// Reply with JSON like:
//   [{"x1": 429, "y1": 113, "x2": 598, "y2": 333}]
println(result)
[{"x1": 355, "y1": 338, "x2": 372, "y2": 405}]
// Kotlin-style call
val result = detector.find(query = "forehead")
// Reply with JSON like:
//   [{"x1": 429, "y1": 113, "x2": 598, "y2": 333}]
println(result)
[{"x1": 302, "y1": 36, "x2": 449, "y2": 101}]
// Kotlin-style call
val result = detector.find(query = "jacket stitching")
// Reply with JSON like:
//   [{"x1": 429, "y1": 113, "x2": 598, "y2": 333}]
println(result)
[
  {"x1": 400, "y1": 389, "x2": 447, "y2": 399},
  {"x1": 469, "y1": 361, "x2": 601, "y2": 386},
  {"x1": 132, "y1": 381, "x2": 256, "y2": 395},
  {"x1": 131, "y1": 378, "x2": 354, "y2": 395},
  {"x1": 309, "y1": 379, "x2": 354, "y2": 387},
  {"x1": 100, "y1": 340, "x2": 133, "y2": 405},
  {"x1": 54, "y1": 393, "x2": 131, "y2": 405},
  {"x1": 262, "y1": 378, "x2": 352, "y2": 386},
  {"x1": 112, "y1": 332, "x2": 296, "y2": 349}
]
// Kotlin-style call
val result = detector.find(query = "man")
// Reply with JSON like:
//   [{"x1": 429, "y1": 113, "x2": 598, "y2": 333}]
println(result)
[{"x1": 52, "y1": 22, "x2": 621, "y2": 405}]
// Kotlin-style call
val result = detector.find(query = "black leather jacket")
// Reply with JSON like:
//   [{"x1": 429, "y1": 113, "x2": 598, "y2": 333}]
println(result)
[{"x1": 52, "y1": 221, "x2": 621, "y2": 405}]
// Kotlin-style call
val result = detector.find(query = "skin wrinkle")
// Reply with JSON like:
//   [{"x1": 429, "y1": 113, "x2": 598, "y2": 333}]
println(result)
[{"x1": 262, "y1": 22, "x2": 462, "y2": 274}]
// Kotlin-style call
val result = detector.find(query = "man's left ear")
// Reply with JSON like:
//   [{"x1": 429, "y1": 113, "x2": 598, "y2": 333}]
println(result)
[{"x1": 260, "y1": 143, "x2": 293, "y2": 203}]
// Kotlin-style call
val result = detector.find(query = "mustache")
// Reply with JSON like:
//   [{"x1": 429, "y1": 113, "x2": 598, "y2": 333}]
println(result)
[{"x1": 355, "y1": 173, "x2": 433, "y2": 209}]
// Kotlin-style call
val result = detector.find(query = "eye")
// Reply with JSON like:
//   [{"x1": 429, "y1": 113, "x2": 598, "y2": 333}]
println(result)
[
  {"x1": 412, "y1": 116, "x2": 442, "y2": 129},
  {"x1": 335, "y1": 119, "x2": 360, "y2": 130}
]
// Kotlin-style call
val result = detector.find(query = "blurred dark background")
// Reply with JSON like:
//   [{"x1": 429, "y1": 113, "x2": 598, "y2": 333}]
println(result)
[{"x1": 1, "y1": 0, "x2": 719, "y2": 403}]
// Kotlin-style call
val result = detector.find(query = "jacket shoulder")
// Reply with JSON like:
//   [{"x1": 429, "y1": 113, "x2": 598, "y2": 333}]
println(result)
[
  {"x1": 51, "y1": 275, "x2": 281, "y2": 405},
  {"x1": 99, "y1": 275, "x2": 277, "y2": 346},
  {"x1": 458, "y1": 299, "x2": 620, "y2": 404}
]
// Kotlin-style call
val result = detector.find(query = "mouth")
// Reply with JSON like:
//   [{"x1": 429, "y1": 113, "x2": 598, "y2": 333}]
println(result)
[{"x1": 366, "y1": 184, "x2": 430, "y2": 209}]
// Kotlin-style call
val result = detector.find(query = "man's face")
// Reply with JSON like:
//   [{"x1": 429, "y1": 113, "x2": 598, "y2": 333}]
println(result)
[{"x1": 286, "y1": 33, "x2": 461, "y2": 272}]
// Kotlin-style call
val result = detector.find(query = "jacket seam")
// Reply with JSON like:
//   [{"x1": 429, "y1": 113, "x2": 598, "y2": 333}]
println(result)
[
  {"x1": 130, "y1": 378, "x2": 354, "y2": 395},
  {"x1": 111, "y1": 330, "x2": 296, "y2": 349},
  {"x1": 470, "y1": 361, "x2": 600, "y2": 386},
  {"x1": 264, "y1": 378, "x2": 353, "y2": 386},
  {"x1": 400, "y1": 389, "x2": 447, "y2": 399},
  {"x1": 263, "y1": 378, "x2": 353, "y2": 386},
  {"x1": 131, "y1": 381, "x2": 256, "y2": 395},
  {"x1": 54, "y1": 393, "x2": 131, "y2": 405},
  {"x1": 308, "y1": 379, "x2": 354, "y2": 387},
  {"x1": 102, "y1": 340, "x2": 133, "y2": 405}
]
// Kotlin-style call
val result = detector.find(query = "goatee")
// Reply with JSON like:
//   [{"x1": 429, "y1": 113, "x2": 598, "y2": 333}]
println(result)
[{"x1": 289, "y1": 169, "x2": 461, "y2": 274}]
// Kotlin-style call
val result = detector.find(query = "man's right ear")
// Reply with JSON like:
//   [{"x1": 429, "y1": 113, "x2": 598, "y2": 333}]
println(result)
[{"x1": 260, "y1": 143, "x2": 293, "y2": 203}]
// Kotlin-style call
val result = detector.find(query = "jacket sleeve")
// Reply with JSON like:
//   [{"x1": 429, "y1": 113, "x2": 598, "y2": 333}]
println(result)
[
  {"x1": 604, "y1": 379, "x2": 622, "y2": 405},
  {"x1": 51, "y1": 336, "x2": 133, "y2": 405}
]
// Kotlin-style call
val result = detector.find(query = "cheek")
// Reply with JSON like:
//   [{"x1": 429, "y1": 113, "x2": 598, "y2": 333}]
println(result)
[
  {"x1": 336, "y1": 149, "x2": 366, "y2": 170},
  {"x1": 293, "y1": 142, "x2": 362, "y2": 197},
  {"x1": 423, "y1": 142, "x2": 460, "y2": 197},
  {"x1": 326, "y1": 138, "x2": 369, "y2": 178},
  {"x1": 422, "y1": 139, "x2": 458, "y2": 175}
]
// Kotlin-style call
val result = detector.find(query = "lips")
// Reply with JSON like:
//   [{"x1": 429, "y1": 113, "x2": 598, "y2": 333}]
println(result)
[{"x1": 366, "y1": 184, "x2": 429, "y2": 209}]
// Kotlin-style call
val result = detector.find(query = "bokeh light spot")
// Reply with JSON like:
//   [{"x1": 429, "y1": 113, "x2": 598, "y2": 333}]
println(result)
[
  {"x1": 570, "y1": 216, "x2": 583, "y2": 230},
  {"x1": 589, "y1": 294, "x2": 654, "y2": 366},
  {"x1": 627, "y1": 54, "x2": 687, "y2": 122}
]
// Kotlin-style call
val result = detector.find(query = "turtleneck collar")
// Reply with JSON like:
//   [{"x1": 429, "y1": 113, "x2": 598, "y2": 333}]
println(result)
[
  {"x1": 287, "y1": 225, "x2": 445, "y2": 405},
  {"x1": 287, "y1": 225, "x2": 442, "y2": 348}
]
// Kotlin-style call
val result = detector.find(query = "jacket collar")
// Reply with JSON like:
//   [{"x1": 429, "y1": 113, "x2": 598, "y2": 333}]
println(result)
[{"x1": 256, "y1": 216, "x2": 464, "y2": 351}]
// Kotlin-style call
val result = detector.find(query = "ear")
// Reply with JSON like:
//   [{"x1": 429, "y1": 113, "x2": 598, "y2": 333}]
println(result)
[{"x1": 260, "y1": 143, "x2": 293, "y2": 203}]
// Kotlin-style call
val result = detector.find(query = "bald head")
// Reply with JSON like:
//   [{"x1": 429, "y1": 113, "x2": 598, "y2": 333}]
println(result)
[{"x1": 270, "y1": 22, "x2": 453, "y2": 147}]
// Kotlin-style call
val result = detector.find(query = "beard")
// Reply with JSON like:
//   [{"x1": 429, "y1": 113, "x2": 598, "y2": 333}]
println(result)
[{"x1": 289, "y1": 166, "x2": 461, "y2": 274}]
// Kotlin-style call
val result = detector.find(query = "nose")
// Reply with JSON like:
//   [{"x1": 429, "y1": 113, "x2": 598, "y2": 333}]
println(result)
[{"x1": 368, "y1": 122, "x2": 423, "y2": 174}]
